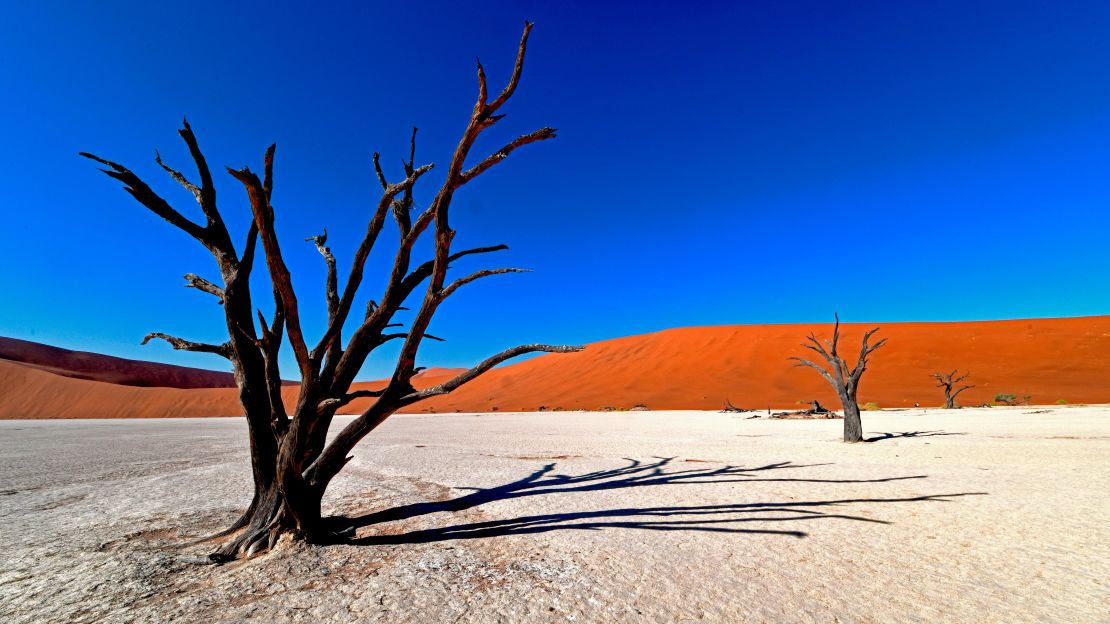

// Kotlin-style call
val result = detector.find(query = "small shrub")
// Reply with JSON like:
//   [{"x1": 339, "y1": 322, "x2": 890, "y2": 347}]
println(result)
[
  {"x1": 860, "y1": 402, "x2": 880, "y2": 411},
  {"x1": 994, "y1": 393, "x2": 1018, "y2": 405},
  {"x1": 1056, "y1": 398, "x2": 1067, "y2": 405}
]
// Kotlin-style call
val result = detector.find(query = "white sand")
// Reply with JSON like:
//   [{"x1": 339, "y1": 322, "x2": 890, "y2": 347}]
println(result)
[{"x1": 1, "y1": 406, "x2": 1107, "y2": 623}]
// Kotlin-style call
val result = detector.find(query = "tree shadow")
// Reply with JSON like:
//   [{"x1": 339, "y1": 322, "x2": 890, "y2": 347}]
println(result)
[
  {"x1": 865, "y1": 431, "x2": 966, "y2": 443},
  {"x1": 321, "y1": 457, "x2": 984, "y2": 545}
]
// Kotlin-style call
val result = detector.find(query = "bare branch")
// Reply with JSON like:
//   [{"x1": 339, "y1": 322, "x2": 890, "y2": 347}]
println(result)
[
  {"x1": 487, "y1": 21, "x2": 534, "y2": 113},
  {"x1": 789, "y1": 356, "x2": 835, "y2": 386},
  {"x1": 305, "y1": 229, "x2": 339, "y2": 320},
  {"x1": 154, "y1": 149, "x2": 202, "y2": 203},
  {"x1": 476, "y1": 57, "x2": 489, "y2": 107},
  {"x1": 240, "y1": 221, "x2": 259, "y2": 279},
  {"x1": 848, "y1": 327, "x2": 885, "y2": 382},
  {"x1": 952, "y1": 384, "x2": 974, "y2": 398},
  {"x1": 439, "y1": 268, "x2": 530, "y2": 301},
  {"x1": 402, "y1": 344, "x2": 583, "y2": 401},
  {"x1": 80, "y1": 152, "x2": 208, "y2": 243},
  {"x1": 802, "y1": 333, "x2": 832, "y2": 363},
  {"x1": 141, "y1": 332, "x2": 231, "y2": 358},
  {"x1": 317, "y1": 388, "x2": 386, "y2": 413},
  {"x1": 458, "y1": 128, "x2": 556, "y2": 187},
  {"x1": 313, "y1": 162, "x2": 435, "y2": 359},
  {"x1": 177, "y1": 119, "x2": 222, "y2": 232},
  {"x1": 372, "y1": 152, "x2": 389, "y2": 190},
  {"x1": 228, "y1": 154, "x2": 312, "y2": 380},
  {"x1": 183, "y1": 273, "x2": 225, "y2": 303}
]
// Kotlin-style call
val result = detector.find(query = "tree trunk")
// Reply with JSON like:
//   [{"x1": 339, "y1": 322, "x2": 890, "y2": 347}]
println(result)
[
  {"x1": 841, "y1": 393, "x2": 864, "y2": 443},
  {"x1": 944, "y1": 395, "x2": 955, "y2": 410},
  {"x1": 211, "y1": 465, "x2": 324, "y2": 560}
]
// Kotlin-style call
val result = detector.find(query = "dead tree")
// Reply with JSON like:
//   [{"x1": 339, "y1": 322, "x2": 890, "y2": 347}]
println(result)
[
  {"x1": 789, "y1": 314, "x2": 886, "y2": 442},
  {"x1": 931, "y1": 370, "x2": 973, "y2": 409},
  {"x1": 81, "y1": 23, "x2": 582, "y2": 559}
]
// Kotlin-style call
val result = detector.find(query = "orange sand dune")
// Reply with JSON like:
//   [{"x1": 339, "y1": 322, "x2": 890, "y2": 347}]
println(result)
[
  {"x1": 417, "y1": 315, "x2": 1110, "y2": 412},
  {"x1": 2, "y1": 316, "x2": 1108, "y2": 419},
  {"x1": 0, "y1": 336, "x2": 238, "y2": 388}
]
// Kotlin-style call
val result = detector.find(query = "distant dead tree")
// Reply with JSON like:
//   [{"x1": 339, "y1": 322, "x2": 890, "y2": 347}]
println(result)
[
  {"x1": 82, "y1": 23, "x2": 581, "y2": 559},
  {"x1": 789, "y1": 314, "x2": 886, "y2": 443},
  {"x1": 931, "y1": 369, "x2": 973, "y2": 409}
]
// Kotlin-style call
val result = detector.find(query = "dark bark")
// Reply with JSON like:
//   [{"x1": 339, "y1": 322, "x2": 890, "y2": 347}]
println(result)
[
  {"x1": 789, "y1": 314, "x2": 886, "y2": 443},
  {"x1": 82, "y1": 22, "x2": 582, "y2": 559},
  {"x1": 931, "y1": 370, "x2": 973, "y2": 409}
]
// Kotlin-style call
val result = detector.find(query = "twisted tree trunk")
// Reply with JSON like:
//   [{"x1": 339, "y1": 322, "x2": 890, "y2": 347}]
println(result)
[{"x1": 83, "y1": 22, "x2": 582, "y2": 559}]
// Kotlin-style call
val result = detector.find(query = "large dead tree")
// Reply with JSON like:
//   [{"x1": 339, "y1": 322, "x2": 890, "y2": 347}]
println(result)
[
  {"x1": 789, "y1": 314, "x2": 886, "y2": 443},
  {"x1": 931, "y1": 369, "x2": 973, "y2": 409},
  {"x1": 82, "y1": 23, "x2": 581, "y2": 559}
]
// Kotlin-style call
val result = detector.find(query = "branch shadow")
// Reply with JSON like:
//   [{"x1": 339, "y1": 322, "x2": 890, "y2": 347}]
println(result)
[
  {"x1": 321, "y1": 457, "x2": 985, "y2": 545},
  {"x1": 865, "y1": 431, "x2": 966, "y2": 443}
]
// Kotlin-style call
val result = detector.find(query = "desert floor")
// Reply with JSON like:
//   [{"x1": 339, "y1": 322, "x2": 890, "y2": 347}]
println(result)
[{"x1": 1, "y1": 407, "x2": 1107, "y2": 623}]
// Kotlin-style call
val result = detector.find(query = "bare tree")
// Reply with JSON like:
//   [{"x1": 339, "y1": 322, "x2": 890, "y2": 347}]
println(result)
[
  {"x1": 789, "y1": 314, "x2": 886, "y2": 443},
  {"x1": 81, "y1": 23, "x2": 582, "y2": 559},
  {"x1": 931, "y1": 370, "x2": 973, "y2": 409}
]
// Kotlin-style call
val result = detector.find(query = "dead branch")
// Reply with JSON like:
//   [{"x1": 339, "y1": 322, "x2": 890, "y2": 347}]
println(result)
[{"x1": 141, "y1": 332, "x2": 231, "y2": 358}]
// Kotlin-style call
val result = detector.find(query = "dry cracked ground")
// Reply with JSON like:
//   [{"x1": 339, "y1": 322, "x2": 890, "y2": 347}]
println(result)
[{"x1": 1, "y1": 407, "x2": 1108, "y2": 623}]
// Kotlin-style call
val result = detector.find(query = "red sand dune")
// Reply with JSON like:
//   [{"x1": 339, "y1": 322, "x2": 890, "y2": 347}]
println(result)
[{"x1": 2, "y1": 316, "x2": 1109, "y2": 419}]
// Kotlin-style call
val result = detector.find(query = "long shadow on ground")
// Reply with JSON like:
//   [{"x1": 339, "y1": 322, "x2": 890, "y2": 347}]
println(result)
[
  {"x1": 322, "y1": 457, "x2": 985, "y2": 544},
  {"x1": 865, "y1": 431, "x2": 966, "y2": 443}
]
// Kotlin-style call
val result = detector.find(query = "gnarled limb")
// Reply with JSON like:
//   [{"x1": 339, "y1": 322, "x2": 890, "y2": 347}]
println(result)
[
  {"x1": 184, "y1": 273, "x2": 225, "y2": 303},
  {"x1": 141, "y1": 332, "x2": 231, "y2": 358}
]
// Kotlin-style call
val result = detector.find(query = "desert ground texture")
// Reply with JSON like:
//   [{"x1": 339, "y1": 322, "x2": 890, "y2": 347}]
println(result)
[{"x1": 1, "y1": 407, "x2": 1107, "y2": 623}]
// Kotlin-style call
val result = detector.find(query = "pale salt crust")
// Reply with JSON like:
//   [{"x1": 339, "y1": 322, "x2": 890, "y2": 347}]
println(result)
[{"x1": 1, "y1": 406, "x2": 1107, "y2": 623}]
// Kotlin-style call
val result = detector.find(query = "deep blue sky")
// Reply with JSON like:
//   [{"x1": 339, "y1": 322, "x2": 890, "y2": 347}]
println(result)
[{"x1": 2, "y1": 1, "x2": 1109, "y2": 379}]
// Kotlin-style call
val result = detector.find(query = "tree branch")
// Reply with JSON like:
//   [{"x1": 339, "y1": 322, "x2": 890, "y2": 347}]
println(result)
[
  {"x1": 177, "y1": 119, "x2": 223, "y2": 233},
  {"x1": 227, "y1": 147, "x2": 312, "y2": 380},
  {"x1": 183, "y1": 273, "x2": 225, "y2": 303},
  {"x1": 439, "y1": 268, "x2": 530, "y2": 301},
  {"x1": 80, "y1": 152, "x2": 209, "y2": 244},
  {"x1": 789, "y1": 356, "x2": 836, "y2": 386},
  {"x1": 305, "y1": 229, "x2": 339, "y2": 320},
  {"x1": 402, "y1": 344, "x2": 583, "y2": 402},
  {"x1": 458, "y1": 127, "x2": 556, "y2": 187},
  {"x1": 154, "y1": 149, "x2": 202, "y2": 203},
  {"x1": 141, "y1": 332, "x2": 231, "y2": 358},
  {"x1": 313, "y1": 162, "x2": 435, "y2": 359},
  {"x1": 487, "y1": 21, "x2": 533, "y2": 113}
]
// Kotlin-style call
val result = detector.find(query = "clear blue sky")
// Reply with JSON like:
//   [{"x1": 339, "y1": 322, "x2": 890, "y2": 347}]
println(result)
[{"x1": 2, "y1": 1, "x2": 1109, "y2": 379}]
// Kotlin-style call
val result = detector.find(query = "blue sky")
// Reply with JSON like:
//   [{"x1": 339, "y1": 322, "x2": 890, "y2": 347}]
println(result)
[{"x1": 2, "y1": 1, "x2": 1109, "y2": 379}]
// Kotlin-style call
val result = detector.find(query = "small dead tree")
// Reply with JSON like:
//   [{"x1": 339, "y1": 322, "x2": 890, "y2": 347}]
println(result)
[
  {"x1": 931, "y1": 369, "x2": 973, "y2": 409},
  {"x1": 789, "y1": 314, "x2": 886, "y2": 443},
  {"x1": 82, "y1": 23, "x2": 582, "y2": 559}
]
